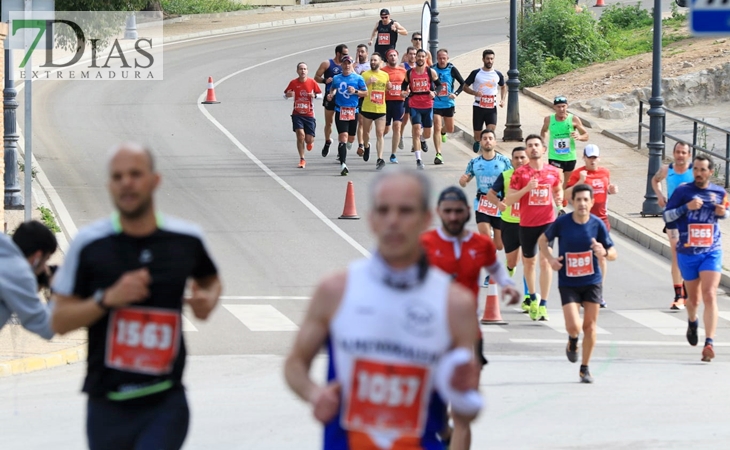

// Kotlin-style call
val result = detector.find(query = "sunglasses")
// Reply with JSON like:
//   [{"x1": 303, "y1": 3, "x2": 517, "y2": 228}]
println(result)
[
  {"x1": 381, "y1": 15, "x2": 389, "y2": 18},
  {"x1": 413, "y1": 37, "x2": 422, "y2": 41},
  {"x1": 554, "y1": 96, "x2": 567, "y2": 103}
]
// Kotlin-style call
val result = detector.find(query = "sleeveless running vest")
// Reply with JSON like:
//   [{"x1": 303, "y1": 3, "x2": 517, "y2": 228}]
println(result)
[
  {"x1": 325, "y1": 258, "x2": 451, "y2": 449},
  {"x1": 408, "y1": 68, "x2": 433, "y2": 110},
  {"x1": 667, "y1": 162, "x2": 694, "y2": 198},
  {"x1": 547, "y1": 113, "x2": 575, "y2": 162},
  {"x1": 324, "y1": 59, "x2": 343, "y2": 94},
  {"x1": 375, "y1": 20, "x2": 398, "y2": 55},
  {"x1": 433, "y1": 63, "x2": 455, "y2": 109},
  {"x1": 500, "y1": 168, "x2": 520, "y2": 224}
]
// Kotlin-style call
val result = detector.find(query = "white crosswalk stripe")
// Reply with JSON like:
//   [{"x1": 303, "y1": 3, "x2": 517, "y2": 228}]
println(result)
[
  {"x1": 223, "y1": 305, "x2": 299, "y2": 331},
  {"x1": 612, "y1": 310, "x2": 703, "y2": 336},
  {"x1": 181, "y1": 314, "x2": 198, "y2": 332}
]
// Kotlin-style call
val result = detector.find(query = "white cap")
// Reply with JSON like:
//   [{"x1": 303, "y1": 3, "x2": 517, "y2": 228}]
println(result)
[{"x1": 584, "y1": 144, "x2": 600, "y2": 157}]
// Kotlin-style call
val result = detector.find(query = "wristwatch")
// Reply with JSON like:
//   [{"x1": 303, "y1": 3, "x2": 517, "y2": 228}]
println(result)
[{"x1": 94, "y1": 289, "x2": 109, "y2": 311}]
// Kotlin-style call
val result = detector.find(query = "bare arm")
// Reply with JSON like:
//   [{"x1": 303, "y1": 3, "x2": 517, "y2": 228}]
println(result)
[
  {"x1": 368, "y1": 24, "x2": 378, "y2": 45},
  {"x1": 540, "y1": 115, "x2": 550, "y2": 143},
  {"x1": 185, "y1": 274, "x2": 222, "y2": 320},
  {"x1": 572, "y1": 116, "x2": 589, "y2": 142},
  {"x1": 486, "y1": 189, "x2": 503, "y2": 211},
  {"x1": 504, "y1": 182, "x2": 535, "y2": 206},
  {"x1": 314, "y1": 60, "x2": 330, "y2": 85},
  {"x1": 395, "y1": 22, "x2": 408, "y2": 35},
  {"x1": 499, "y1": 83, "x2": 507, "y2": 107},
  {"x1": 651, "y1": 165, "x2": 669, "y2": 207},
  {"x1": 538, "y1": 233, "x2": 561, "y2": 271},
  {"x1": 552, "y1": 183, "x2": 564, "y2": 209},
  {"x1": 447, "y1": 284, "x2": 481, "y2": 424}
]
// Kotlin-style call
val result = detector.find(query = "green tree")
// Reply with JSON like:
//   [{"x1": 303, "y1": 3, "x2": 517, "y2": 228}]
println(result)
[{"x1": 54, "y1": 1, "x2": 148, "y2": 11}]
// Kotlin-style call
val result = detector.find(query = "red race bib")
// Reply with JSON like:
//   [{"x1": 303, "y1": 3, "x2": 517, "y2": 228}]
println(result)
[
  {"x1": 478, "y1": 95, "x2": 495, "y2": 108},
  {"x1": 437, "y1": 84, "x2": 448, "y2": 97},
  {"x1": 105, "y1": 308, "x2": 180, "y2": 376},
  {"x1": 370, "y1": 90, "x2": 385, "y2": 105},
  {"x1": 340, "y1": 107, "x2": 356, "y2": 121},
  {"x1": 511, "y1": 201, "x2": 521, "y2": 218},
  {"x1": 477, "y1": 197, "x2": 499, "y2": 216},
  {"x1": 565, "y1": 251, "x2": 594, "y2": 277},
  {"x1": 294, "y1": 101, "x2": 310, "y2": 115},
  {"x1": 388, "y1": 85, "x2": 402, "y2": 97},
  {"x1": 528, "y1": 184, "x2": 551, "y2": 206},
  {"x1": 688, "y1": 223, "x2": 713, "y2": 247},
  {"x1": 377, "y1": 33, "x2": 390, "y2": 45},
  {"x1": 343, "y1": 359, "x2": 428, "y2": 436}
]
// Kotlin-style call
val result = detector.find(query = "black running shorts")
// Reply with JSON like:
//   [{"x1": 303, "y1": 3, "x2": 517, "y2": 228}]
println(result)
[
  {"x1": 473, "y1": 105, "x2": 497, "y2": 130},
  {"x1": 548, "y1": 159, "x2": 577, "y2": 172},
  {"x1": 519, "y1": 223, "x2": 552, "y2": 259},
  {"x1": 559, "y1": 283, "x2": 603, "y2": 306},
  {"x1": 501, "y1": 220, "x2": 521, "y2": 254}
]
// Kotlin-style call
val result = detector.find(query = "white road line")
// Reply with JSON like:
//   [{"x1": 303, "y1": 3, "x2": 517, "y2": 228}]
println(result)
[
  {"x1": 613, "y1": 310, "x2": 703, "y2": 336},
  {"x1": 480, "y1": 324, "x2": 508, "y2": 333},
  {"x1": 718, "y1": 311, "x2": 730, "y2": 322},
  {"x1": 220, "y1": 296, "x2": 309, "y2": 301},
  {"x1": 539, "y1": 310, "x2": 611, "y2": 335},
  {"x1": 181, "y1": 315, "x2": 198, "y2": 332},
  {"x1": 223, "y1": 305, "x2": 299, "y2": 331},
  {"x1": 510, "y1": 338, "x2": 729, "y2": 347}
]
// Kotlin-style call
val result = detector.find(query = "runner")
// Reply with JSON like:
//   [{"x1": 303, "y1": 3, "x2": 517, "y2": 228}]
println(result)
[
  {"x1": 314, "y1": 44, "x2": 349, "y2": 158},
  {"x1": 663, "y1": 154, "x2": 728, "y2": 362},
  {"x1": 652, "y1": 142, "x2": 694, "y2": 310},
  {"x1": 462, "y1": 49, "x2": 506, "y2": 153},
  {"x1": 420, "y1": 186, "x2": 519, "y2": 449},
  {"x1": 284, "y1": 62, "x2": 322, "y2": 169},
  {"x1": 459, "y1": 129, "x2": 512, "y2": 258},
  {"x1": 51, "y1": 143, "x2": 221, "y2": 450},
  {"x1": 539, "y1": 183, "x2": 617, "y2": 383},
  {"x1": 354, "y1": 44, "x2": 371, "y2": 156},
  {"x1": 382, "y1": 49, "x2": 407, "y2": 164},
  {"x1": 326, "y1": 55, "x2": 367, "y2": 176},
  {"x1": 540, "y1": 95, "x2": 589, "y2": 187},
  {"x1": 402, "y1": 32, "x2": 433, "y2": 66},
  {"x1": 565, "y1": 144, "x2": 618, "y2": 308},
  {"x1": 399, "y1": 46, "x2": 418, "y2": 151},
  {"x1": 504, "y1": 135, "x2": 563, "y2": 321},
  {"x1": 432, "y1": 49, "x2": 465, "y2": 165},
  {"x1": 284, "y1": 169, "x2": 483, "y2": 449},
  {"x1": 0, "y1": 220, "x2": 58, "y2": 338},
  {"x1": 402, "y1": 49, "x2": 440, "y2": 170},
  {"x1": 368, "y1": 8, "x2": 407, "y2": 57},
  {"x1": 487, "y1": 146, "x2": 531, "y2": 303},
  {"x1": 359, "y1": 53, "x2": 391, "y2": 170}
]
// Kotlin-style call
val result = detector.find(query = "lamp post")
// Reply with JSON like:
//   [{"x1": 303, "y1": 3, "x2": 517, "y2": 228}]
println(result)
[
  {"x1": 642, "y1": 0, "x2": 664, "y2": 216},
  {"x1": 503, "y1": 0, "x2": 522, "y2": 141},
  {"x1": 428, "y1": 0, "x2": 439, "y2": 62},
  {"x1": 4, "y1": 48, "x2": 23, "y2": 210}
]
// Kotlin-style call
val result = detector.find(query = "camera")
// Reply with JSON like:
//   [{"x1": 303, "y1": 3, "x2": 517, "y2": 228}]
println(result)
[{"x1": 37, "y1": 264, "x2": 59, "y2": 289}]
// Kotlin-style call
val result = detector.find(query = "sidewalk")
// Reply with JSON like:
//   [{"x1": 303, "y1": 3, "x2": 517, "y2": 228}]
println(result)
[{"x1": 449, "y1": 42, "x2": 730, "y2": 290}]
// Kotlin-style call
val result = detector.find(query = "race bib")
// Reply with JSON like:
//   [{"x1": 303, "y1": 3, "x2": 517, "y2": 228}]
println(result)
[
  {"x1": 105, "y1": 308, "x2": 180, "y2": 376},
  {"x1": 412, "y1": 79, "x2": 429, "y2": 92},
  {"x1": 370, "y1": 90, "x2": 385, "y2": 105},
  {"x1": 388, "y1": 85, "x2": 402, "y2": 97},
  {"x1": 294, "y1": 101, "x2": 310, "y2": 115},
  {"x1": 478, "y1": 95, "x2": 495, "y2": 108},
  {"x1": 553, "y1": 138, "x2": 570, "y2": 154},
  {"x1": 565, "y1": 251, "x2": 594, "y2": 277},
  {"x1": 688, "y1": 223, "x2": 713, "y2": 247},
  {"x1": 528, "y1": 184, "x2": 551, "y2": 206},
  {"x1": 340, "y1": 106, "x2": 356, "y2": 121},
  {"x1": 477, "y1": 197, "x2": 499, "y2": 216},
  {"x1": 511, "y1": 201, "x2": 521, "y2": 218},
  {"x1": 438, "y1": 84, "x2": 449, "y2": 97},
  {"x1": 343, "y1": 359, "x2": 428, "y2": 436},
  {"x1": 377, "y1": 33, "x2": 390, "y2": 46}
]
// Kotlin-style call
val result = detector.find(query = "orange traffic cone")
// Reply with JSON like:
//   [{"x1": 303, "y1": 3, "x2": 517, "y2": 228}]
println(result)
[
  {"x1": 594, "y1": 0, "x2": 605, "y2": 7},
  {"x1": 201, "y1": 76, "x2": 220, "y2": 104},
  {"x1": 339, "y1": 181, "x2": 360, "y2": 220},
  {"x1": 481, "y1": 283, "x2": 507, "y2": 325}
]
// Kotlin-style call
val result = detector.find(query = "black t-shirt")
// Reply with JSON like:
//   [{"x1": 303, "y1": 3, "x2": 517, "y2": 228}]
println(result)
[
  {"x1": 374, "y1": 20, "x2": 398, "y2": 55},
  {"x1": 53, "y1": 214, "x2": 217, "y2": 400}
]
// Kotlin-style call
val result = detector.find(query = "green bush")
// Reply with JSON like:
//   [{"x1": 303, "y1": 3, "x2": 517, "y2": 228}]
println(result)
[
  {"x1": 161, "y1": 0, "x2": 254, "y2": 15},
  {"x1": 599, "y1": 2, "x2": 652, "y2": 32}
]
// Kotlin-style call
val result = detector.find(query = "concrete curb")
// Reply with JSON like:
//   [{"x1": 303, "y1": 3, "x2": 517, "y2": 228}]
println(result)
[{"x1": 0, "y1": 345, "x2": 87, "y2": 378}]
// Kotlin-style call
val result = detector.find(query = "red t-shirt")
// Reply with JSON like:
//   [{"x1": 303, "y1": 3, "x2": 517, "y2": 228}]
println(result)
[
  {"x1": 382, "y1": 65, "x2": 406, "y2": 102},
  {"x1": 284, "y1": 77, "x2": 321, "y2": 117},
  {"x1": 567, "y1": 167, "x2": 611, "y2": 229},
  {"x1": 420, "y1": 229, "x2": 497, "y2": 300},
  {"x1": 509, "y1": 164, "x2": 561, "y2": 227}
]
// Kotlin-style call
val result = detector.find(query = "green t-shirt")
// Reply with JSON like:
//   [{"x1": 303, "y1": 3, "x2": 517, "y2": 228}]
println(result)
[{"x1": 547, "y1": 113, "x2": 575, "y2": 162}]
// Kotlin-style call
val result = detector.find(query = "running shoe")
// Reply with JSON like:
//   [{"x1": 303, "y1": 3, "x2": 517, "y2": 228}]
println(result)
[
  {"x1": 537, "y1": 305, "x2": 549, "y2": 321},
  {"x1": 434, "y1": 153, "x2": 444, "y2": 165},
  {"x1": 472, "y1": 141, "x2": 480, "y2": 153},
  {"x1": 521, "y1": 298, "x2": 531, "y2": 313},
  {"x1": 416, "y1": 159, "x2": 425, "y2": 170},
  {"x1": 599, "y1": 298, "x2": 607, "y2": 309},
  {"x1": 686, "y1": 321, "x2": 699, "y2": 346},
  {"x1": 363, "y1": 145, "x2": 371, "y2": 162},
  {"x1": 357, "y1": 145, "x2": 364, "y2": 157},
  {"x1": 482, "y1": 275, "x2": 490, "y2": 288},
  {"x1": 421, "y1": 140, "x2": 428, "y2": 152},
  {"x1": 390, "y1": 154, "x2": 399, "y2": 164},
  {"x1": 701, "y1": 344, "x2": 715, "y2": 362},
  {"x1": 670, "y1": 298, "x2": 686, "y2": 311},
  {"x1": 529, "y1": 300, "x2": 539, "y2": 321},
  {"x1": 566, "y1": 338, "x2": 578, "y2": 363},
  {"x1": 557, "y1": 209, "x2": 567, "y2": 217},
  {"x1": 580, "y1": 367, "x2": 594, "y2": 384},
  {"x1": 298, "y1": 159, "x2": 306, "y2": 169},
  {"x1": 306, "y1": 143, "x2": 313, "y2": 151},
  {"x1": 321, "y1": 140, "x2": 331, "y2": 157},
  {"x1": 346, "y1": 142, "x2": 353, "y2": 151},
  {"x1": 398, "y1": 136, "x2": 404, "y2": 150},
  {"x1": 376, "y1": 158, "x2": 385, "y2": 170},
  {"x1": 340, "y1": 163, "x2": 349, "y2": 176},
  {"x1": 441, "y1": 132, "x2": 447, "y2": 143},
  {"x1": 507, "y1": 267, "x2": 516, "y2": 277}
]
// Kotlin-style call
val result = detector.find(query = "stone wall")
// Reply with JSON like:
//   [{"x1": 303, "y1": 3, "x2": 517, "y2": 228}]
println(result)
[
  {"x1": 1, "y1": 23, "x2": 6, "y2": 233},
  {"x1": 573, "y1": 62, "x2": 730, "y2": 120}
]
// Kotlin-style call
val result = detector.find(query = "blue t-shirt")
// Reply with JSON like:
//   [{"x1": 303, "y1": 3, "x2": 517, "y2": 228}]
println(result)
[
  {"x1": 544, "y1": 214, "x2": 614, "y2": 287},
  {"x1": 464, "y1": 153, "x2": 512, "y2": 211},
  {"x1": 332, "y1": 73, "x2": 366, "y2": 111},
  {"x1": 665, "y1": 182, "x2": 728, "y2": 255}
]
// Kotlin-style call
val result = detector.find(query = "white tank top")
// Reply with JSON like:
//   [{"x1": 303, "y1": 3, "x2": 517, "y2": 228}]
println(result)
[{"x1": 329, "y1": 257, "x2": 452, "y2": 447}]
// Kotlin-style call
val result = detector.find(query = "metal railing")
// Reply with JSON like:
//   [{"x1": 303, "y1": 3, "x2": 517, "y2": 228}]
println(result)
[{"x1": 638, "y1": 101, "x2": 730, "y2": 188}]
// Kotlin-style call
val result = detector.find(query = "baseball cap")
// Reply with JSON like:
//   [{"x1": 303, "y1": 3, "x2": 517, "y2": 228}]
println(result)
[
  {"x1": 437, "y1": 186, "x2": 469, "y2": 207},
  {"x1": 341, "y1": 55, "x2": 353, "y2": 64},
  {"x1": 380, "y1": 8, "x2": 390, "y2": 15},
  {"x1": 553, "y1": 95, "x2": 568, "y2": 105},
  {"x1": 584, "y1": 144, "x2": 600, "y2": 157}
]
